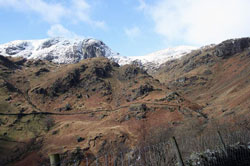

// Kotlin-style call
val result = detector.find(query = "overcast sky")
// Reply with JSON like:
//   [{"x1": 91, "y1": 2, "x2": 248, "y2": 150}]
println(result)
[{"x1": 0, "y1": 0, "x2": 249, "y2": 57}]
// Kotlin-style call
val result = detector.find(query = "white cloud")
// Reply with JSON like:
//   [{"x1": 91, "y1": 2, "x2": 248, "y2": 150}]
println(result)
[
  {"x1": 0, "y1": 0, "x2": 105, "y2": 28},
  {"x1": 71, "y1": 0, "x2": 106, "y2": 29},
  {"x1": 124, "y1": 26, "x2": 141, "y2": 39},
  {"x1": 142, "y1": 0, "x2": 250, "y2": 45},
  {"x1": 137, "y1": 0, "x2": 147, "y2": 10},
  {"x1": 47, "y1": 24, "x2": 83, "y2": 39},
  {"x1": 0, "y1": 0, "x2": 66, "y2": 23}
]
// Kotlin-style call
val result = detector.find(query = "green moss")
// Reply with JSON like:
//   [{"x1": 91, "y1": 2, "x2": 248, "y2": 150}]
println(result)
[{"x1": 0, "y1": 115, "x2": 54, "y2": 142}]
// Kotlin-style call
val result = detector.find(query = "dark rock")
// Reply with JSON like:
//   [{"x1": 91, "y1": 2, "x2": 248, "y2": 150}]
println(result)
[
  {"x1": 124, "y1": 114, "x2": 130, "y2": 121},
  {"x1": 50, "y1": 69, "x2": 80, "y2": 96},
  {"x1": 0, "y1": 55, "x2": 19, "y2": 69},
  {"x1": 76, "y1": 93, "x2": 82, "y2": 98},
  {"x1": 2, "y1": 81, "x2": 21, "y2": 93},
  {"x1": 184, "y1": 61, "x2": 196, "y2": 72},
  {"x1": 129, "y1": 103, "x2": 148, "y2": 112},
  {"x1": 35, "y1": 68, "x2": 50, "y2": 76},
  {"x1": 52, "y1": 130, "x2": 58, "y2": 135},
  {"x1": 56, "y1": 103, "x2": 72, "y2": 112},
  {"x1": 99, "y1": 114, "x2": 107, "y2": 119},
  {"x1": 92, "y1": 63, "x2": 112, "y2": 78},
  {"x1": 119, "y1": 65, "x2": 147, "y2": 80},
  {"x1": 165, "y1": 92, "x2": 180, "y2": 101},
  {"x1": 111, "y1": 61, "x2": 120, "y2": 67},
  {"x1": 203, "y1": 69, "x2": 212, "y2": 75},
  {"x1": 65, "y1": 104, "x2": 72, "y2": 111},
  {"x1": 41, "y1": 39, "x2": 60, "y2": 49},
  {"x1": 132, "y1": 84, "x2": 154, "y2": 98},
  {"x1": 189, "y1": 76, "x2": 199, "y2": 82},
  {"x1": 135, "y1": 113, "x2": 146, "y2": 120},
  {"x1": 14, "y1": 58, "x2": 27, "y2": 66},
  {"x1": 5, "y1": 42, "x2": 28, "y2": 55},
  {"x1": 33, "y1": 59, "x2": 45, "y2": 66},
  {"x1": 32, "y1": 87, "x2": 47, "y2": 95},
  {"x1": 214, "y1": 38, "x2": 250, "y2": 58},
  {"x1": 89, "y1": 112, "x2": 95, "y2": 117},
  {"x1": 77, "y1": 136, "x2": 85, "y2": 143},
  {"x1": 82, "y1": 39, "x2": 107, "y2": 58},
  {"x1": 5, "y1": 96, "x2": 12, "y2": 101},
  {"x1": 182, "y1": 59, "x2": 190, "y2": 66},
  {"x1": 19, "y1": 107, "x2": 26, "y2": 113}
]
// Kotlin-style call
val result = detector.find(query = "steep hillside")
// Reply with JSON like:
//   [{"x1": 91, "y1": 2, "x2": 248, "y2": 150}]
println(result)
[
  {"x1": 0, "y1": 56, "x2": 205, "y2": 166},
  {"x1": 154, "y1": 37, "x2": 250, "y2": 119},
  {"x1": 1, "y1": 37, "x2": 249, "y2": 166}
]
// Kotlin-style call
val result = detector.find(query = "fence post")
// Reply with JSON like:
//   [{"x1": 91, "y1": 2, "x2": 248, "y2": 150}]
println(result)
[
  {"x1": 105, "y1": 154, "x2": 108, "y2": 166},
  {"x1": 217, "y1": 131, "x2": 228, "y2": 156},
  {"x1": 86, "y1": 157, "x2": 88, "y2": 166},
  {"x1": 96, "y1": 157, "x2": 99, "y2": 166},
  {"x1": 171, "y1": 137, "x2": 185, "y2": 166},
  {"x1": 114, "y1": 156, "x2": 118, "y2": 166},
  {"x1": 49, "y1": 154, "x2": 60, "y2": 166}
]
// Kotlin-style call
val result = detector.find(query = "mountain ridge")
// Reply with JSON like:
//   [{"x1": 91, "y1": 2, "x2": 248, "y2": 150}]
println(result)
[{"x1": 0, "y1": 37, "x2": 196, "y2": 70}]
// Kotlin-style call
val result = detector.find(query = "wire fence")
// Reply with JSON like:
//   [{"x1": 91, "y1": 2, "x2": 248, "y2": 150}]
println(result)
[{"x1": 46, "y1": 129, "x2": 250, "y2": 166}]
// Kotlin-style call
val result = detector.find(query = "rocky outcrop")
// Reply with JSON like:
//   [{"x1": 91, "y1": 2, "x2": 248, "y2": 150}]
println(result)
[
  {"x1": 119, "y1": 65, "x2": 147, "y2": 81},
  {"x1": 132, "y1": 84, "x2": 154, "y2": 98},
  {"x1": 214, "y1": 38, "x2": 250, "y2": 58},
  {"x1": 129, "y1": 103, "x2": 149, "y2": 120},
  {"x1": 35, "y1": 67, "x2": 50, "y2": 76},
  {"x1": 50, "y1": 69, "x2": 80, "y2": 96},
  {"x1": 0, "y1": 55, "x2": 21, "y2": 70}
]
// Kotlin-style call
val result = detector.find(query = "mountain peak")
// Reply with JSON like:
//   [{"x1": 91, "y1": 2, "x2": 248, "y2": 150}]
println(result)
[
  {"x1": 0, "y1": 38, "x2": 196, "y2": 70},
  {"x1": 0, "y1": 37, "x2": 118, "y2": 64}
]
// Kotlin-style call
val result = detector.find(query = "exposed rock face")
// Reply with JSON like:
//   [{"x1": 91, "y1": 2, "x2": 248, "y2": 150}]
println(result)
[
  {"x1": 82, "y1": 39, "x2": 107, "y2": 59},
  {"x1": 214, "y1": 38, "x2": 250, "y2": 58},
  {"x1": 119, "y1": 65, "x2": 146, "y2": 81},
  {"x1": 0, "y1": 55, "x2": 21, "y2": 70},
  {"x1": 50, "y1": 69, "x2": 81, "y2": 96},
  {"x1": 132, "y1": 84, "x2": 154, "y2": 98}
]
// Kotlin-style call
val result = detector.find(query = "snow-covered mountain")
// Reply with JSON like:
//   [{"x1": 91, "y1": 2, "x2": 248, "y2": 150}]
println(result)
[
  {"x1": 0, "y1": 38, "x2": 124, "y2": 64},
  {"x1": 130, "y1": 46, "x2": 197, "y2": 70},
  {"x1": 0, "y1": 38, "x2": 196, "y2": 69}
]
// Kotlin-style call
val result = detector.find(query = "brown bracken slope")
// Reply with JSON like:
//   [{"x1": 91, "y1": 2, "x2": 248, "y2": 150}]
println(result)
[
  {"x1": 154, "y1": 37, "x2": 250, "y2": 121},
  {"x1": 0, "y1": 56, "x2": 204, "y2": 166}
]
